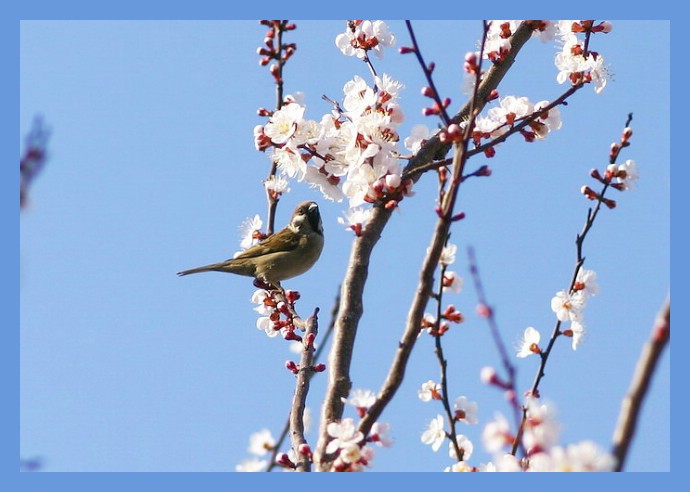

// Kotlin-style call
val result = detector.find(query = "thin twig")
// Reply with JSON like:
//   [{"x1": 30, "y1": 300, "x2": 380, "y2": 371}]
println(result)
[
  {"x1": 265, "y1": 288, "x2": 340, "y2": 472},
  {"x1": 468, "y1": 247, "x2": 522, "y2": 439}
]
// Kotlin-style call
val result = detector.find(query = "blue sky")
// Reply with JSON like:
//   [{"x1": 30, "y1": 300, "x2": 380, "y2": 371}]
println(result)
[{"x1": 17, "y1": 16, "x2": 671, "y2": 480}]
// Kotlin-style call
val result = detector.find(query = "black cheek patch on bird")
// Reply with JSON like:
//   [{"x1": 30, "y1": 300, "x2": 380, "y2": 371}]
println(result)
[{"x1": 307, "y1": 210, "x2": 321, "y2": 235}]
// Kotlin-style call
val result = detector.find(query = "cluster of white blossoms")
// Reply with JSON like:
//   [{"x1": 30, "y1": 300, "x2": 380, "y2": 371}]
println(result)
[
  {"x1": 335, "y1": 20, "x2": 396, "y2": 60},
  {"x1": 254, "y1": 73, "x2": 413, "y2": 236},
  {"x1": 419, "y1": 380, "x2": 479, "y2": 465},
  {"x1": 483, "y1": 20, "x2": 611, "y2": 94},
  {"x1": 253, "y1": 21, "x2": 412, "y2": 237},
  {"x1": 554, "y1": 20, "x2": 612, "y2": 93},
  {"x1": 480, "y1": 399, "x2": 616, "y2": 472},
  {"x1": 518, "y1": 268, "x2": 599, "y2": 355},
  {"x1": 327, "y1": 389, "x2": 393, "y2": 471}
]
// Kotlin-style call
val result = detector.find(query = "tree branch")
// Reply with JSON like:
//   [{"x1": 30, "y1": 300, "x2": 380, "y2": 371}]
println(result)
[
  {"x1": 611, "y1": 297, "x2": 670, "y2": 471},
  {"x1": 313, "y1": 21, "x2": 537, "y2": 471},
  {"x1": 289, "y1": 308, "x2": 320, "y2": 472}
]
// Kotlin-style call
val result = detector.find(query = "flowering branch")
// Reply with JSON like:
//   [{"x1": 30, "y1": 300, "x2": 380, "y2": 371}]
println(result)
[
  {"x1": 264, "y1": 288, "x2": 340, "y2": 472},
  {"x1": 513, "y1": 118, "x2": 639, "y2": 456},
  {"x1": 611, "y1": 296, "x2": 670, "y2": 471},
  {"x1": 314, "y1": 21, "x2": 538, "y2": 470},
  {"x1": 289, "y1": 308, "x2": 320, "y2": 472},
  {"x1": 405, "y1": 20, "x2": 452, "y2": 126},
  {"x1": 357, "y1": 19, "x2": 492, "y2": 441},
  {"x1": 430, "y1": 253, "x2": 465, "y2": 461},
  {"x1": 468, "y1": 247, "x2": 522, "y2": 434},
  {"x1": 257, "y1": 20, "x2": 297, "y2": 235}
]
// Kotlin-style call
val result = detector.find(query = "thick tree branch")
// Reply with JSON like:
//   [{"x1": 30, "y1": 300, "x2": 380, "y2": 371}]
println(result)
[{"x1": 611, "y1": 297, "x2": 670, "y2": 471}]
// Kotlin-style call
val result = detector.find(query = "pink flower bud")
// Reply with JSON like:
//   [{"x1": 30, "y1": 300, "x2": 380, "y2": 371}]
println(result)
[
  {"x1": 298, "y1": 443, "x2": 312, "y2": 457},
  {"x1": 622, "y1": 127, "x2": 633, "y2": 143},
  {"x1": 421, "y1": 86, "x2": 436, "y2": 98},
  {"x1": 476, "y1": 303, "x2": 492, "y2": 318}
]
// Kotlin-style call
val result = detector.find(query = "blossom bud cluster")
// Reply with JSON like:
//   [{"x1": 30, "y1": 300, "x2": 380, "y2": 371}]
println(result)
[
  {"x1": 583, "y1": 146, "x2": 638, "y2": 209},
  {"x1": 252, "y1": 288, "x2": 303, "y2": 341},
  {"x1": 257, "y1": 20, "x2": 297, "y2": 82}
]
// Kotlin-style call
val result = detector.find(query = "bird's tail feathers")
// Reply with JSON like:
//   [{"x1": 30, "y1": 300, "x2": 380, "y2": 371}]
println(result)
[{"x1": 177, "y1": 262, "x2": 226, "y2": 276}]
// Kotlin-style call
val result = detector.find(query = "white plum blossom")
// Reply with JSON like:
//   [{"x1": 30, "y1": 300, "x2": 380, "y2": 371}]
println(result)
[
  {"x1": 616, "y1": 159, "x2": 639, "y2": 190},
  {"x1": 271, "y1": 145, "x2": 306, "y2": 180},
  {"x1": 252, "y1": 290, "x2": 279, "y2": 337},
  {"x1": 263, "y1": 174, "x2": 291, "y2": 196},
  {"x1": 305, "y1": 166, "x2": 345, "y2": 202},
  {"x1": 342, "y1": 388, "x2": 376, "y2": 412},
  {"x1": 326, "y1": 418, "x2": 364, "y2": 455},
  {"x1": 418, "y1": 380, "x2": 442, "y2": 402},
  {"x1": 248, "y1": 428, "x2": 276, "y2": 456},
  {"x1": 256, "y1": 316, "x2": 278, "y2": 337},
  {"x1": 335, "y1": 20, "x2": 396, "y2": 60},
  {"x1": 440, "y1": 242, "x2": 457, "y2": 266},
  {"x1": 443, "y1": 271, "x2": 464, "y2": 294},
  {"x1": 488, "y1": 95, "x2": 533, "y2": 124},
  {"x1": 568, "y1": 320, "x2": 587, "y2": 350},
  {"x1": 516, "y1": 326, "x2": 541, "y2": 358},
  {"x1": 522, "y1": 399, "x2": 561, "y2": 453},
  {"x1": 421, "y1": 414, "x2": 446, "y2": 452},
  {"x1": 337, "y1": 206, "x2": 374, "y2": 236},
  {"x1": 482, "y1": 413, "x2": 513, "y2": 454},
  {"x1": 239, "y1": 214, "x2": 263, "y2": 250},
  {"x1": 550, "y1": 290, "x2": 585, "y2": 322},
  {"x1": 449, "y1": 434, "x2": 474, "y2": 461},
  {"x1": 531, "y1": 20, "x2": 557, "y2": 42},
  {"x1": 575, "y1": 268, "x2": 599, "y2": 298},
  {"x1": 404, "y1": 124, "x2": 434, "y2": 153},
  {"x1": 453, "y1": 396, "x2": 479, "y2": 425},
  {"x1": 533, "y1": 100, "x2": 563, "y2": 137},
  {"x1": 484, "y1": 20, "x2": 519, "y2": 61},
  {"x1": 263, "y1": 102, "x2": 305, "y2": 145},
  {"x1": 370, "y1": 422, "x2": 393, "y2": 447}
]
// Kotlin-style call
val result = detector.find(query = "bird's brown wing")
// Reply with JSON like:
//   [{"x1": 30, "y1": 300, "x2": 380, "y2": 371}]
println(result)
[{"x1": 233, "y1": 227, "x2": 302, "y2": 260}]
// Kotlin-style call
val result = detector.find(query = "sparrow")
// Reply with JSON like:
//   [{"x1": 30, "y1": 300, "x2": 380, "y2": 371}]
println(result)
[{"x1": 177, "y1": 201, "x2": 324, "y2": 288}]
